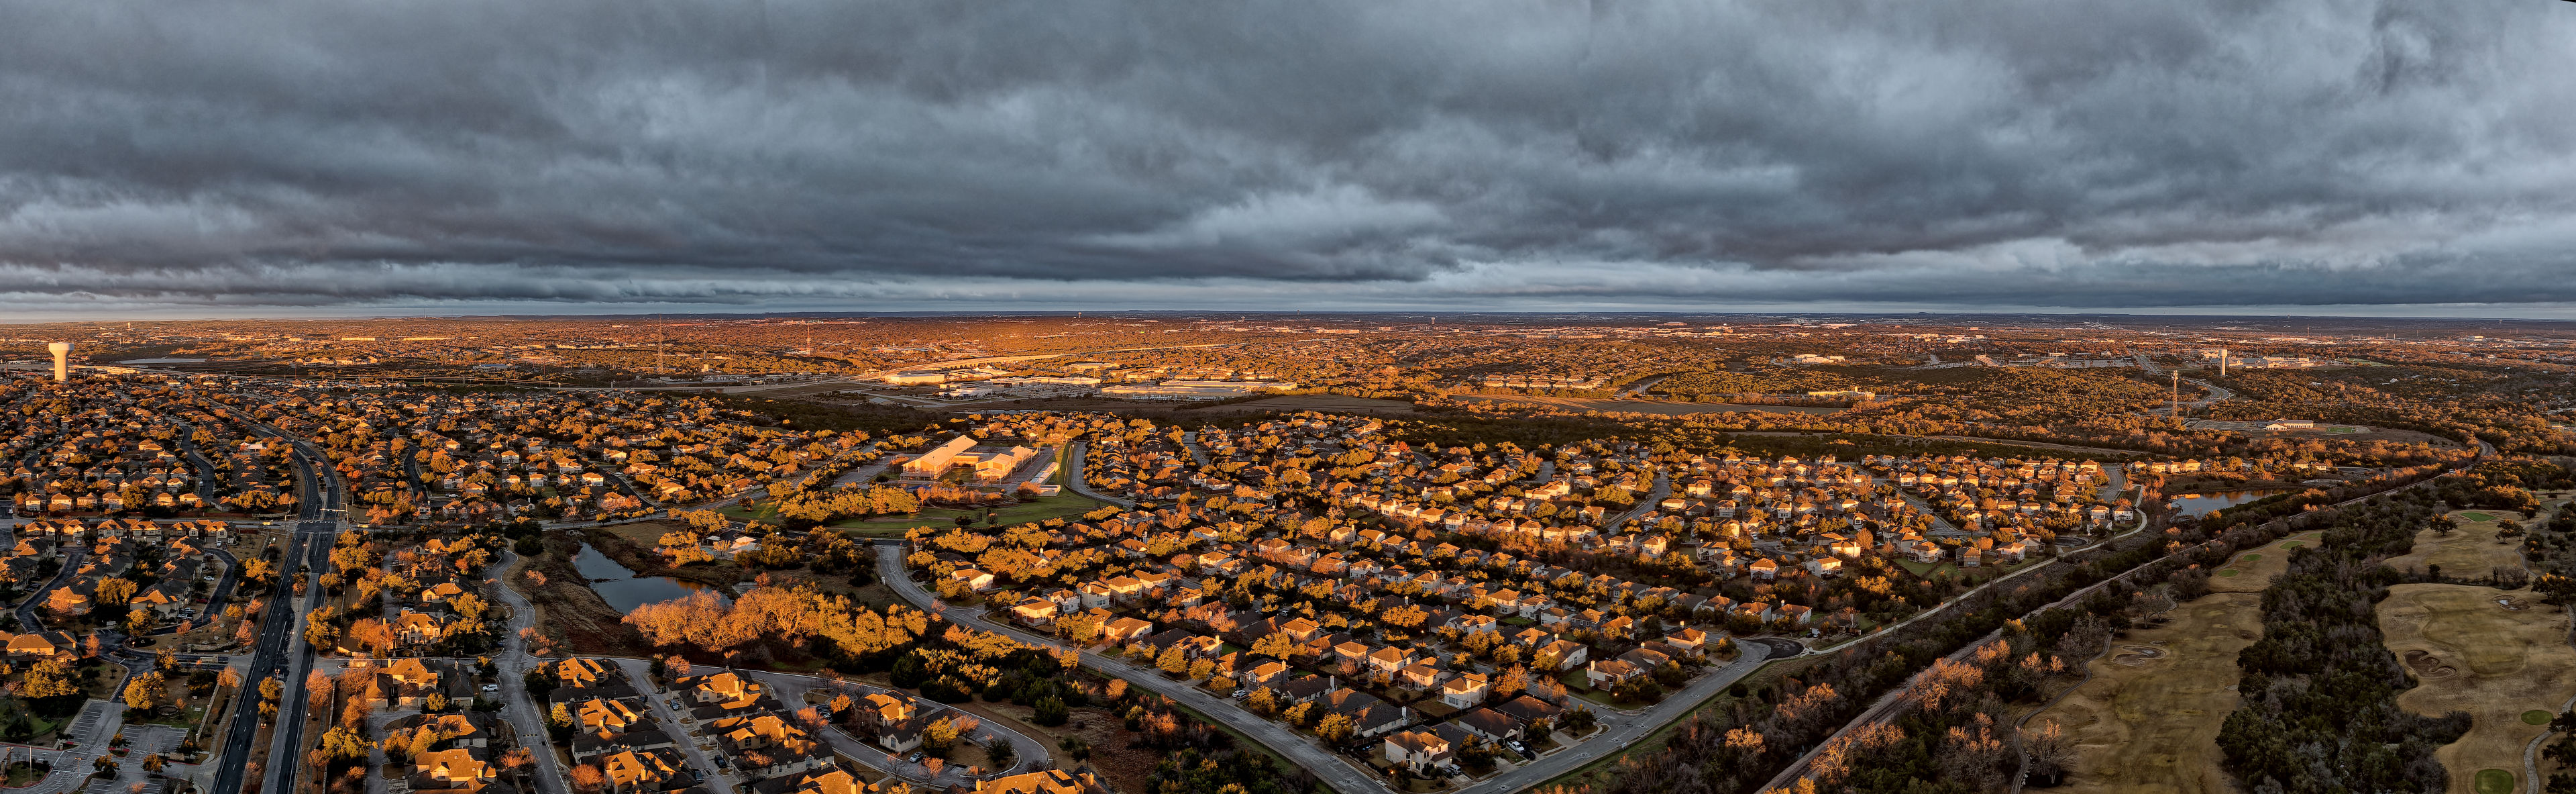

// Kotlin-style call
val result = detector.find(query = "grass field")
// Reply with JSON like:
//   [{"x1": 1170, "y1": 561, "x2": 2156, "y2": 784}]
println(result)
[
  {"x1": 2028, "y1": 531, "x2": 2310, "y2": 794},
  {"x1": 2385, "y1": 513, "x2": 2528, "y2": 577},
  {"x1": 2475, "y1": 768, "x2": 2517, "y2": 794},
  {"x1": 2379, "y1": 583, "x2": 2576, "y2": 794}
]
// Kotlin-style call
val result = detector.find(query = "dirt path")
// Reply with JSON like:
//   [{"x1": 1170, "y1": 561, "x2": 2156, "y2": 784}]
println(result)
[
  {"x1": 2379, "y1": 583, "x2": 2576, "y2": 794},
  {"x1": 2026, "y1": 531, "x2": 2317, "y2": 794}
]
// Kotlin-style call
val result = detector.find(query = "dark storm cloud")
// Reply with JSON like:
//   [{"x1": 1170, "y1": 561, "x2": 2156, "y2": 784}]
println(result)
[{"x1": 3, "y1": 0, "x2": 2575, "y2": 311}]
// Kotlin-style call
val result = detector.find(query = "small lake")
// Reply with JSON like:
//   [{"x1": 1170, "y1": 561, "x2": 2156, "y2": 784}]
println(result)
[
  {"x1": 2167, "y1": 490, "x2": 2293, "y2": 517},
  {"x1": 572, "y1": 542, "x2": 729, "y2": 612}
]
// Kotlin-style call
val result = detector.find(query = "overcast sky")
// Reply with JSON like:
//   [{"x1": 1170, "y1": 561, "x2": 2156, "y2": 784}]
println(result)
[{"x1": 5, "y1": 0, "x2": 2576, "y2": 319}]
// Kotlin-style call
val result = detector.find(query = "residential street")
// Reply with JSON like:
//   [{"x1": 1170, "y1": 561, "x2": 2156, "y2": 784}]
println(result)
[
  {"x1": 871, "y1": 542, "x2": 1386, "y2": 794},
  {"x1": 746, "y1": 668, "x2": 1049, "y2": 788},
  {"x1": 484, "y1": 552, "x2": 572, "y2": 794}
]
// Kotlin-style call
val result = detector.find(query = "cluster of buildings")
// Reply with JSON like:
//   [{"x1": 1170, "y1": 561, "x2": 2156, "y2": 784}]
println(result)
[
  {"x1": 1096, "y1": 380, "x2": 1299, "y2": 401},
  {"x1": 1867, "y1": 454, "x2": 2131, "y2": 563},
  {"x1": 207, "y1": 382, "x2": 867, "y2": 526},
  {"x1": 1473, "y1": 374, "x2": 1608, "y2": 391},
  {"x1": 897, "y1": 435, "x2": 1050, "y2": 487},
  {"x1": 927, "y1": 413, "x2": 1784, "y2": 774},
  {"x1": 23, "y1": 517, "x2": 229, "y2": 628},
  {"x1": 0, "y1": 378, "x2": 300, "y2": 516}
]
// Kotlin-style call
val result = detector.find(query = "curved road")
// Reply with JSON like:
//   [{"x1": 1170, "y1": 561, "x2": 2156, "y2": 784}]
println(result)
[
  {"x1": 484, "y1": 552, "x2": 572, "y2": 794},
  {"x1": 871, "y1": 542, "x2": 1382, "y2": 794},
  {"x1": 1063, "y1": 444, "x2": 1134, "y2": 509}
]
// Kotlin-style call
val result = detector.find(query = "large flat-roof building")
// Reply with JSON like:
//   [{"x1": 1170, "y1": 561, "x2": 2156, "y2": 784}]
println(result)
[
  {"x1": 1100, "y1": 381, "x2": 1298, "y2": 401},
  {"x1": 899, "y1": 434, "x2": 1043, "y2": 483}
]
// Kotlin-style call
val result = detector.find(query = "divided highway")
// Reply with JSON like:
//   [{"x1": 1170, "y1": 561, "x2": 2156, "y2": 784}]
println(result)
[{"x1": 211, "y1": 413, "x2": 345, "y2": 794}]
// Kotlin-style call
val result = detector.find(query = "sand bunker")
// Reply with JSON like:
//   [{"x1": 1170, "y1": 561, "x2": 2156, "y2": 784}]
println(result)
[
  {"x1": 2029, "y1": 532, "x2": 2315, "y2": 794},
  {"x1": 2112, "y1": 645, "x2": 2168, "y2": 666},
  {"x1": 2379, "y1": 583, "x2": 2576, "y2": 794}
]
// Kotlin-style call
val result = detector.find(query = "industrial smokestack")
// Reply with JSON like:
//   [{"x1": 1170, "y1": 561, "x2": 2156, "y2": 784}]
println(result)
[
  {"x1": 2218, "y1": 347, "x2": 2227, "y2": 378},
  {"x1": 45, "y1": 342, "x2": 70, "y2": 383}
]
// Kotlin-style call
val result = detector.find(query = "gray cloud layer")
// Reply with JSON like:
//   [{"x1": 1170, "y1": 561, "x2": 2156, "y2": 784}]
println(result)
[{"x1": 4, "y1": 0, "x2": 2576, "y2": 312}]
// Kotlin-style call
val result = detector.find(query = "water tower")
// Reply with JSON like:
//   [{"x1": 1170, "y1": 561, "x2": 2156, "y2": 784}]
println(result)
[{"x1": 45, "y1": 342, "x2": 70, "y2": 382}]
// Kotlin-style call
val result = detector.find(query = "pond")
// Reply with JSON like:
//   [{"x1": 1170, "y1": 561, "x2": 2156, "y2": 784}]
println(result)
[
  {"x1": 2167, "y1": 490, "x2": 2293, "y2": 517},
  {"x1": 572, "y1": 542, "x2": 729, "y2": 612}
]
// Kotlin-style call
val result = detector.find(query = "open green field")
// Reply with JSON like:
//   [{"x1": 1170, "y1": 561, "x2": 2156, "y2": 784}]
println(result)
[
  {"x1": 2475, "y1": 769, "x2": 2516, "y2": 794},
  {"x1": 2380, "y1": 583, "x2": 2576, "y2": 794}
]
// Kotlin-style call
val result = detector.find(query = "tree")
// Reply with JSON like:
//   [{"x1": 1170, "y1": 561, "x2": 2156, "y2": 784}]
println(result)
[
  {"x1": 1033, "y1": 696, "x2": 1069, "y2": 726},
  {"x1": 321, "y1": 725, "x2": 371, "y2": 763},
  {"x1": 1250, "y1": 632, "x2": 1297, "y2": 660},
  {"x1": 450, "y1": 593, "x2": 489, "y2": 622},
  {"x1": 890, "y1": 654, "x2": 929, "y2": 688},
  {"x1": 568, "y1": 764, "x2": 604, "y2": 793},
  {"x1": 922, "y1": 717, "x2": 960, "y2": 754},
  {"x1": 95, "y1": 579, "x2": 138, "y2": 606},
  {"x1": 1156, "y1": 644, "x2": 1188, "y2": 675},
  {"x1": 1245, "y1": 688, "x2": 1279, "y2": 716},
  {"x1": 987, "y1": 738, "x2": 1016, "y2": 769},
  {"x1": 1483, "y1": 665, "x2": 1525, "y2": 699},
  {"x1": 21, "y1": 659, "x2": 80, "y2": 699},
  {"x1": 1314, "y1": 713, "x2": 1356, "y2": 743},
  {"x1": 304, "y1": 617, "x2": 339, "y2": 650},
  {"x1": 1561, "y1": 706, "x2": 1597, "y2": 734},
  {"x1": 123, "y1": 671, "x2": 166, "y2": 711}
]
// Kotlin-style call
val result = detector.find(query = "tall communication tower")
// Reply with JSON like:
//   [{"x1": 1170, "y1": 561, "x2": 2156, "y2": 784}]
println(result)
[{"x1": 2170, "y1": 370, "x2": 2180, "y2": 415}]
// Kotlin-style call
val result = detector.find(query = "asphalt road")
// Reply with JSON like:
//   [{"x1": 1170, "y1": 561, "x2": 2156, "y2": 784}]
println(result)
[
  {"x1": 1063, "y1": 444, "x2": 1134, "y2": 509},
  {"x1": 750, "y1": 668, "x2": 1051, "y2": 787},
  {"x1": 1453, "y1": 640, "x2": 1778, "y2": 794},
  {"x1": 211, "y1": 412, "x2": 345, "y2": 794},
  {"x1": 16, "y1": 550, "x2": 84, "y2": 632},
  {"x1": 1605, "y1": 472, "x2": 1671, "y2": 530},
  {"x1": 484, "y1": 552, "x2": 571, "y2": 794},
  {"x1": 871, "y1": 542, "x2": 1383, "y2": 794}
]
